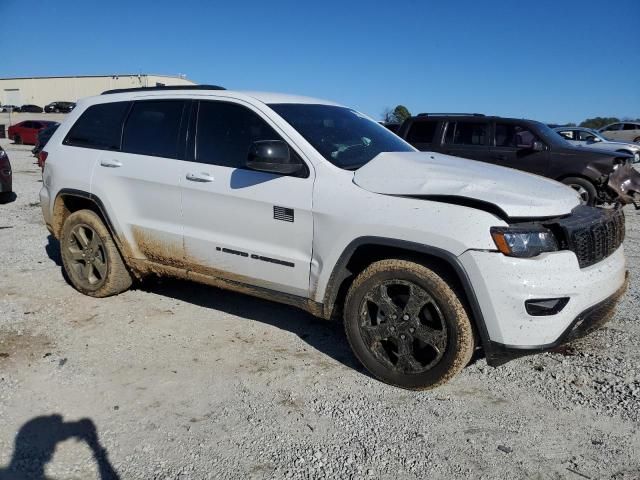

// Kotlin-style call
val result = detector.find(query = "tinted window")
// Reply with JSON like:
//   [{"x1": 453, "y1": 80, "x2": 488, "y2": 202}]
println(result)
[
  {"x1": 21, "y1": 121, "x2": 34, "y2": 128},
  {"x1": 444, "y1": 121, "x2": 488, "y2": 146},
  {"x1": 196, "y1": 101, "x2": 283, "y2": 168},
  {"x1": 64, "y1": 102, "x2": 130, "y2": 150},
  {"x1": 407, "y1": 121, "x2": 438, "y2": 144},
  {"x1": 495, "y1": 123, "x2": 538, "y2": 148},
  {"x1": 557, "y1": 130, "x2": 574, "y2": 140},
  {"x1": 122, "y1": 100, "x2": 185, "y2": 158},
  {"x1": 270, "y1": 104, "x2": 413, "y2": 170},
  {"x1": 624, "y1": 123, "x2": 639, "y2": 130},
  {"x1": 576, "y1": 130, "x2": 597, "y2": 141},
  {"x1": 604, "y1": 123, "x2": 621, "y2": 131}
]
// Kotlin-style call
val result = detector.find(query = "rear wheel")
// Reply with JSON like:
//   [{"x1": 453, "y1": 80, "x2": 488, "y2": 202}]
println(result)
[
  {"x1": 633, "y1": 136, "x2": 640, "y2": 143},
  {"x1": 561, "y1": 177, "x2": 597, "y2": 206},
  {"x1": 344, "y1": 259, "x2": 475, "y2": 390},
  {"x1": 13, "y1": 135, "x2": 22, "y2": 145},
  {"x1": 60, "y1": 210, "x2": 132, "y2": 297}
]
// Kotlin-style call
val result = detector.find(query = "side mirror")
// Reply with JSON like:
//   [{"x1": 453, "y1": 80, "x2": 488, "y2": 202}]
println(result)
[
  {"x1": 246, "y1": 140, "x2": 302, "y2": 175},
  {"x1": 532, "y1": 140, "x2": 545, "y2": 152}
]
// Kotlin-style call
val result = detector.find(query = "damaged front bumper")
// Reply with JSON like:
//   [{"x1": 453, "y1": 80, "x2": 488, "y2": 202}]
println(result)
[
  {"x1": 607, "y1": 163, "x2": 640, "y2": 208},
  {"x1": 486, "y1": 272, "x2": 628, "y2": 366}
]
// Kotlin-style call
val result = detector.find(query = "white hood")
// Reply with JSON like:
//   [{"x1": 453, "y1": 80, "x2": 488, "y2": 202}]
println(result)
[{"x1": 353, "y1": 152, "x2": 580, "y2": 218}]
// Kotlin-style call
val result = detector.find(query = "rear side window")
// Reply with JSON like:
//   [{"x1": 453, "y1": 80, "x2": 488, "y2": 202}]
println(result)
[
  {"x1": 64, "y1": 102, "x2": 130, "y2": 150},
  {"x1": 122, "y1": 100, "x2": 186, "y2": 159},
  {"x1": 557, "y1": 130, "x2": 574, "y2": 140},
  {"x1": 624, "y1": 123, "x2": 639, "y2": 130},
  {"x1": 406, "y1": 121, "x2": 438, "y2": 144},
  {"x1": 444, "y1": 121, "x2": 488, "y2": 146},
  {"x1": 195, "y1": 101, "x2": 282, "y2": 168}
]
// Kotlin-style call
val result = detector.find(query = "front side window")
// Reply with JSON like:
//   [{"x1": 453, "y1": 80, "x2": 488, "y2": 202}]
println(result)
[
  {"x1": 64, "y1": 102, "x2": 131, "y2": 150},
  {"x1": 444, "y1": 121, "x2": 488, "y2": 146},
  {"x1": 269, "y1": 104, "x2": 413, "y2": 169},
  {"x1": 122, "y1": 100, "x2": 186, "y2": 158},
  {"x1": 576, "y1": 130, "x2": 597, "y2": 141},
  {"x1": 195, "y1": 101, "x2": 284, "y2": 168},
  {"x1": 406, "y1": 120, "x2": 438, "y2": 144},
  {"x1": 604, "y1": 123, "x2": 622, "y2": 131},
  {"x1": 494, "y1": 123, "x2": 538, "y2": 148}
]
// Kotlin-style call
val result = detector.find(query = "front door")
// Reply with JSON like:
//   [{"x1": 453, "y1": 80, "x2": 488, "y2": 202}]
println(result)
[
  {"x1": 180, "y1": 100, "x2": 314, "y2": 297},
  {"x1": 489, "y1": 122, "x2": 550, "y2": 177}
]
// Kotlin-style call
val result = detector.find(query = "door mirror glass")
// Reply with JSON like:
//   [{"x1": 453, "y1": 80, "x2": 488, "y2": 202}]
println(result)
[{"x1": 246, "y1": 140, "x2": 302, "y2": 175}]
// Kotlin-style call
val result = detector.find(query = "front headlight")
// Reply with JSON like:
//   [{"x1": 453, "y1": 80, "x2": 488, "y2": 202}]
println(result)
[{"x1": 490, "y1": 227, "x2": 558, "y2": 258}]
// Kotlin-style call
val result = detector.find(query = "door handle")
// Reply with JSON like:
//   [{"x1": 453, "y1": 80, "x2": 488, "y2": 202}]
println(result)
[
  {"x1": 100, "y1": 159, "x2": 122, "y2": 168},
  {"x1": 186, "y1": 172, "x2": 214, "y2": 183}
]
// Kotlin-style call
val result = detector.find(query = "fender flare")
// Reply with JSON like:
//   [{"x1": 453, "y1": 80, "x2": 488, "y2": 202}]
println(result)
[
  {"x1": 322, "y1": 236, "x2": 493, "y2": 358},
  {"x1": 54, "y1": 188, "x2": 120, "y2": 243}
]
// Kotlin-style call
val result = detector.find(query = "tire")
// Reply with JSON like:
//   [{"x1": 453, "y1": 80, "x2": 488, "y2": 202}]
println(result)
[
  {"x1": 14, "y1": 135, "x2": 22, "y2": 145},
  {"x1": 561, "y1": 177, "x2": 597, "y2": 206},
  {"x1": 633, "y1": 137, "x2": 640, "y2": 143},
  {"x1": 344, "y1": 259, "x2": 475, "y2": 390},
  {"x1": 60, "y1": 209, "x2": 132, "y2": 297}
]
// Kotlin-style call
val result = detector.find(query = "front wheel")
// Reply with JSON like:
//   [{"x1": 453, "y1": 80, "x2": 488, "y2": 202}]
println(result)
[
  {"x1": 561, "y1": 177, "x2": 597, "y2": 206},
  {"x1": 344, "y1": 259, "x2": 475, "y2": 390},
  {"x1": 60, "y1": 209, "x2": 132, "y2": 297}
]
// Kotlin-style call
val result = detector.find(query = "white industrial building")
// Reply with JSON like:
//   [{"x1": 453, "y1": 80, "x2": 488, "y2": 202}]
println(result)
[{"x1": 0, "y1": 74, "x2": 196, "y2": 107}]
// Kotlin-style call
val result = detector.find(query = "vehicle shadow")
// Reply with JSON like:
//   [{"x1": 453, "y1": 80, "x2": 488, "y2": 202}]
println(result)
[
  {"x1": 0, "y1": 414, "x2": 120, "y2": 480},
  {"x1": 45, "y1": 234, "x2": 63, "y2": 267},
  {"x1": 0, "y1": 192, "x2": 17, "y2": 205},
  {"x1": 142, "y1": 277, "x2": 366, "y2": 375},
  {"x1": 44, "y1": 236, "x2": 365, "y2": 377}
]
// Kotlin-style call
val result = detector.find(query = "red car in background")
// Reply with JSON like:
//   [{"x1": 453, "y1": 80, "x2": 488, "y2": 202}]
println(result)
[{"x1": 8, "y1": 120, "x2": 58, "y2": 145}]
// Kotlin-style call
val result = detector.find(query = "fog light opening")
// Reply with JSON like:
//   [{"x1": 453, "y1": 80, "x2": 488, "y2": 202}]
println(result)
[{"x1": 525, "y1": 297, "x2": 570, "y2": 316}]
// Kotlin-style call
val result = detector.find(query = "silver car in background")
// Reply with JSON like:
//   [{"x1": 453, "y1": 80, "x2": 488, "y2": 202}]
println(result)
[
  {"x1": 555, "y1": 127, "x2": 640, "y2": 163},
  {"x1": 599, "y1": 122, "x2": 640, "y2": 143}
]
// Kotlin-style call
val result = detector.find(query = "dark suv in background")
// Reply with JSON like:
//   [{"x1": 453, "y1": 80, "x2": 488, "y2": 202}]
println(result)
[{"x1": 397, "y1": 114, "x2": 638, "y2": 206}]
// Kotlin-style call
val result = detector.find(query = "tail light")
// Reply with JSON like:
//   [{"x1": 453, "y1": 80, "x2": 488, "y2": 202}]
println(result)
[{"x1": 38, "y1": 151, "x2": 48, "y2": 170}]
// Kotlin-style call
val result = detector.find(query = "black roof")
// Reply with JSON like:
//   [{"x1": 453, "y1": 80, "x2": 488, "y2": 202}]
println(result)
[{"x1": 102, "y1": 84, "x2": 225, "y2": 95}]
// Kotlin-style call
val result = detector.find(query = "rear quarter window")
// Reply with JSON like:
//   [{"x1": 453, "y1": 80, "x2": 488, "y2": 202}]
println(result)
[{"x1": 63, "y1": 102, "x2": 131, "y2": 150}]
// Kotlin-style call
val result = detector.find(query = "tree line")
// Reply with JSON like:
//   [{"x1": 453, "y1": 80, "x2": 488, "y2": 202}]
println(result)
[{"x1": 382, "y1": 105, "x2": 639, "y2": 130}]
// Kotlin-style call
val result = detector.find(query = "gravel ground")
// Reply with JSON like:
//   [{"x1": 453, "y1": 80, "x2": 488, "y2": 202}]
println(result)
[{"x1": 0, "y1": 138, "x2": 639, "y2": 480}]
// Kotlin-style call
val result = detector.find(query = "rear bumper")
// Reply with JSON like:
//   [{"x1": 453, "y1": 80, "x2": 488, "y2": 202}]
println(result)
[{"x1": 485, "y1": 272, "x2": 628, "y2": 366}]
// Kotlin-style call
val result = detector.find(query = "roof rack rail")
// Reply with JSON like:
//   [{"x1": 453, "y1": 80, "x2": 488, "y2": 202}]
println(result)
[
  {"x1": 101, "y1": 84, "x2": 226, "y2": 95},
  {"x1": 417, "y1": 113, "x2": 485, "y2": 117}
]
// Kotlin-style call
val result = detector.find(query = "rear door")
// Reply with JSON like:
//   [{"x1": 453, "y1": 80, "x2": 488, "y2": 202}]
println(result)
[
  {"x1": 489, "y1": 122, "x2": 550, "y2": 176},
  {"x1": 179, "y1": 99, "x2": 314, "y2": 297},
  {"x1": 440, "y1": 120, "x2": 492, "y2": 162},
  {"x1": 88, "y1": 99, "x2": 187, "y2": 265}
]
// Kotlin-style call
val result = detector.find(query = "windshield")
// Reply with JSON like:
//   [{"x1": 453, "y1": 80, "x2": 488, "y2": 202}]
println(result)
[{"x1": 269, "y1": 104, "x2": 414, "y2": 170}]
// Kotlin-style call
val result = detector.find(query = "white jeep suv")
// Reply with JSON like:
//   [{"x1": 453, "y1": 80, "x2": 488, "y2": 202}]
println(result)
[{"x1": 39, "y1": 85, "x2": 628, "y2": 389}]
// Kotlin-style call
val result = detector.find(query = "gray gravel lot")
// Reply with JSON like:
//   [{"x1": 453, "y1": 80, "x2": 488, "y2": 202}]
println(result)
[{"x1": 1, "y1": 138, "x2": 639, "y2": 479}]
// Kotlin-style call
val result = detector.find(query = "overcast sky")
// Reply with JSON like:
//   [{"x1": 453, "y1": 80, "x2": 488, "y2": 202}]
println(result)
[{"x1": 1, "y1": 0, "x2": 638, "y2": 123}]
